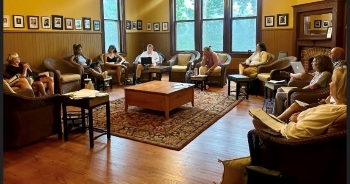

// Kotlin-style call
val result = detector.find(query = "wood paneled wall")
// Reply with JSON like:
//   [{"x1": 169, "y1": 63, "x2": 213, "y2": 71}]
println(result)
[
  {"x1": 261, "y1": 28, "x2": 294, "y2": 59},
  {"x1": 3, "y1": 31, "x2": 102, "y2": 71}
]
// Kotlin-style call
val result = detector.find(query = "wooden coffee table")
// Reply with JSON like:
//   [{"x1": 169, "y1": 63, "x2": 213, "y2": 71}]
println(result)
[
  {"x1": 148, "y1": 65, "x2": 172, "y2": 81},
  {"x1": 124, "y1": 81, "x2": 195, "y2": 119}
]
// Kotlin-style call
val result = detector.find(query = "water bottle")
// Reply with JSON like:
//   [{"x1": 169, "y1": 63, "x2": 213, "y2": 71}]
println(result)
[{"x1": 194, "y1": 68, "x2": 198, "y2": 76}]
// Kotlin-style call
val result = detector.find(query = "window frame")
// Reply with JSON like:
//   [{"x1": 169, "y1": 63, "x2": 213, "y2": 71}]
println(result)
[
  {"x1": 170, "y1": 0, "x2": 262, "y2": 56},
  {"x1": 100, "y1": 0, "x2": 127, "y2": 55}
]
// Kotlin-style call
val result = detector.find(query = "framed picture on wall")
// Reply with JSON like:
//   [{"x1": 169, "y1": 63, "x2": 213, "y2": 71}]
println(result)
[
  {"x1": 277, "y1": 14, "x2": 288, "y2": 26},
  {"x1": 52, "y1": 15, "x2": 63, "y2": 30},
  {"x1": 13, "y1": 15, "x2": 25, "y2": 28},
  {"x1": 132, "y1": 21, "x2": 137, "y2": 29},
  {"x1": 314, "y1": 20, "x2": 321, "y2": 28},
  {"x1": 41, "y1": 16, "x2": 50, "y2": 29},
  {"x1": 126, "y1": 20, "x2": 131, "y2": 30},
  {"x1": 153, "y1": 22, "x2": 160, "y2": 31},
  {"x1": 65, "y1": 18, "x2": 74, "y2": 30},
  {"x1": 146, "y1": 22, "x2": 152, "y2": 31},
  {"x1": 82, "y1": 17, "x2": 91, "y2": 30},
  {"x1": 326, "y1": 26, "x2": 332, "y2": 38},
  {"x1": 27, "y1": 16, "x2": 39, "y2": 29},
  {"x1": 137, "y1": 20, "x2": 142, "y2": 30},
  {"x1": 264, "y1": 15, "x2": 274, "y2": 27},
  {"x1": 75, "y1": 19, "x2": 82, "y2": 30},
  {"x1": 323, "y1": 21, "x2": 329, "y2": 28},
  {"x1": 93, "y1": 20, "x2": 100, "y2": 31},
  {"x1": 3, "y1": 15, "x2": 10, "y2": 28},
  {"x1": 162, "y1": 22, "x2": 168, "y2": 31}
]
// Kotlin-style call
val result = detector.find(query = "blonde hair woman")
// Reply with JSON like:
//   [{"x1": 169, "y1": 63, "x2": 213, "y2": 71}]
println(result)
[
  {"x1": 199, "y1": 46, "x2": 222, "y2": 75},
  {"x1": 6, "y1": 52, "x2": 54, "y2": 95}
]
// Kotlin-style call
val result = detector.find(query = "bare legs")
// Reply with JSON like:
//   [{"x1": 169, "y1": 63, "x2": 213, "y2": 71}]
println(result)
[
  {"x1": 277, "y1": 102, "x2": 306, "y2": 121},
  {"x1": 238, "y1": 63, "x2": 245, "y2": 74},
  {"x1": 12, "y1": 78, "x2": 32, "y2": 89},
  {"x1": 40, "y1": 76, "x2": 54, "y2": 94},
  {"x1": 32, "y1": 81, "x2": 46, "y2": 95},
  {"x1": 290, "y1": 73, "x2": 314, "y2": 82}
]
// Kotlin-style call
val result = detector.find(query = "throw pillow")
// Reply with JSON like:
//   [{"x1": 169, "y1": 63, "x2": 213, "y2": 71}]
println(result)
[
  {"x1": 3, "y1": 79, "x2": 16, "y2": 93},
  {"x1": 177, "y1": 54, "x2": 191, "y2": 66},
  {"x1": 215, "y1": 156, "x2": 251, "y2": 184}
]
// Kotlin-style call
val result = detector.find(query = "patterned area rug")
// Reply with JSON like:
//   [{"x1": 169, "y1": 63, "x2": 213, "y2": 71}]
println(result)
[{"x1": 93, "y1": 91, "x2": 244, "y2": 150}]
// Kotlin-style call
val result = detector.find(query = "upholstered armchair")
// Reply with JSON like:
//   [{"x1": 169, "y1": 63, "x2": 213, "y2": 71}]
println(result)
[
  {"x1": 4, "y1": 91, "x2": 62, "y2": 150},
  {"x1": 180, "y1": 50, "x2": 201, "y2": 70},
  {"x1": 3, "y1": 63, "x2": 54, "y2": 96},
  {"x1": 133, "y1": 51, "x2": 165, "y2": 82},
  {"x1": 96, "y1": 54, "x2": 129, "y2": 84},
  {"x1": 247, "y1": 123, "x2": 346, "y2": 184},
  {"x1": 43, "y1": 58, "x2": 82, "y2": 94},
  {"x1": 257, "y1": 56, "x2": 297, "y2": 82},
  {"x1": 168, "y1": 52, "x2": 195, "y2": 82}
]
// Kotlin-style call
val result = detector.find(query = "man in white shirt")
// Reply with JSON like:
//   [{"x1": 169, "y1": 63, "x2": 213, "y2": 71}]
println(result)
[{"x1": 135, "y1": 44, "x2": 159, "y2": 83}]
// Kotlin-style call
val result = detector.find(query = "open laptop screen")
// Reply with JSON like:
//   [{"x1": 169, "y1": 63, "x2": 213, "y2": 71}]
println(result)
[
  {"x1": 141, "y1": 57, "x2": 152, "y2": 65},
  {"x1": 290, "y1": 62, "x2": 305, "y2": 73}
]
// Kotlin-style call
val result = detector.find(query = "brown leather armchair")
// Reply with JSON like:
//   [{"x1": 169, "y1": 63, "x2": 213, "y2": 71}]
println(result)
[
  {"x1": 257, "y1": 56, "x2": 297, "y2": 82},
  {"x1": 43, "y1": 58, "x2": 82, "y2": 94},
  {"x1": 168, "y1": 52, "x2": 195, "y2": 82},
  {"x1": 4, "y1": 91, "x2": 62, "y2": 150},
  {"x1": 247, "y1": 120, "x2": 346, "y2": 184},
  {"x1": 96, "y1": 54, "x2": 129, "y2": 84},
  {"x1": 193, "y1": 53, "x2": 232, "y2": 87}
]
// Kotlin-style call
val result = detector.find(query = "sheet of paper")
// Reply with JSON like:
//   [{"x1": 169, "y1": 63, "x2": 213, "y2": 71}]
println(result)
[
  {"x1": 249, "y1": 108, "x2": 285, "y2": 131},
  {"x1": 268, "y1": 80, "x2": 286, "y2": 84},
  {"x1": 280, "y1": 87, "x2": 297, "y2": 92}
]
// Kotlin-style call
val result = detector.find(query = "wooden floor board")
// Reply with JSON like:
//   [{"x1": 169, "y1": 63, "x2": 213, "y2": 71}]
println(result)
[{"x1": 4, "y1": 76, "x2": 264, "y2": 184}]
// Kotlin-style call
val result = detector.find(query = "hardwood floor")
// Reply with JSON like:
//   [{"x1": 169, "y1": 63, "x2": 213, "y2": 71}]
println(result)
[{"x1": 3, "y1": 77, "x2": 265, "y2": 184}]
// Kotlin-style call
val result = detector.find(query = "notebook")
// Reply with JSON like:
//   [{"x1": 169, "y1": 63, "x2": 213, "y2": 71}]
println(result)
[
  {"x1": 290, "y1": 62, "x2": 305, "y2": 73},
  {"x1": 141, "y1": 57, "x2": 152, "y2": 65},
  {"x1": 249, "y1": 108, "x2": 286, "y2": 132}
]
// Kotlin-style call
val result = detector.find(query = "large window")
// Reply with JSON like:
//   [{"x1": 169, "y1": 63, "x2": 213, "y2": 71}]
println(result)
[
  {"x1": 102, "y1": 0, "x2": 126, "y2": 53},
  {"x1": 170, "y1": 0, "x2": 261, "y2": 53}
]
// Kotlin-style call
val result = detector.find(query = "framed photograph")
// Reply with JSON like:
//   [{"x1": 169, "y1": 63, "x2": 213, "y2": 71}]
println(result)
[
  {"x1": 314, "y1": 20, "x2": 321, "y2": 28},
  {"x1": 82, "y1": 17, "x2": 91, "y2": 30},
  {"x1": 137, "y1": 20, "x2": 142, "y2": 30},
  {"x1": 75, "y1": 19, "x2": 82, "y2": 30},
  {"x1": 52, "y1": 15, "x2": 63, "y2": 30},
  {"x1": 154, "y1": 22, "x2": 160, "y2": 31},
  {"x1": 264, "y1": 16, "x2": 274, "y2": 27},
  {"x1": 277, "y1": 14, "x2": 288, "y2": 26},
  {"x1": 126, "y1": 20, "x2": 131, "y2": 30},
  {"x1": 323, "y1": 21, "x2": 329, "y2": 28},
  {"x1": 146, "y1": 22, "x2": 152, "y2": 31},
  {"x1": 27, "y1": 16, "x2": 39, "y2": 29},
  {"x1": 132, "y1": 21, "x2": 137, "y2": 30},
  {"x1": 326, "y1": 26, "x2": 332, "y2": 39},
  {"x1": 3, "y1": 15, "x2": 10, "y2": 28},
  {"x1": 93, "y1": 20, "x2": 100, "y2": 31},
  {"x1": 162, "y1": 22, "x2": 168, "y2": 31},
  {"x1": 41, "y1": 16, "x2": 50, "y2": 29},
  {"x1": 65, "y1": 18, "x2": 74, "y2": 30},
  {"x1": 13, "y1": 15, "x2": 24, "y2": 28}
]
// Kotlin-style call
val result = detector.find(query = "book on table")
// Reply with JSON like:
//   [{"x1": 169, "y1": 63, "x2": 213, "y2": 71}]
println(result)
[{"x1": 249, "y1": 108, "x2": 286, "y2": 132}]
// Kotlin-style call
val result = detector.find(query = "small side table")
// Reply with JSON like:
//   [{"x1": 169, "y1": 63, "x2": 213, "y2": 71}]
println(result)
[
  {"x1": 148, "y1": 66, "x2": 172, "y2": 81},
  {"x1": 264, "y1": 82, "x2": 287, "y2": 99},
  {"x1": 61, "y1": 95, "x2": 111, "y2": 148},
  {"x1": 227, "y1": 74, "x2": 250, "y2": 100},
  {"x1": 190, "y1": 75, "x2": 207, "y2": 91},
  {"x1": 96, "y1": 76, "x2": 113, "y2": 91}
]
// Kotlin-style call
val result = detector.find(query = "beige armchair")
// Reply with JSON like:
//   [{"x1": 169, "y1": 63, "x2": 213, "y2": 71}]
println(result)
[
  {"x1": 168, "y1": 52, "x2": 195, "y2": 82},
  {"x1": 96, "y1": 54, "x2": 129, "y2": 84},
  {"x1": 194, "y1": 53, "x2": 232, "y2": 87},
  {"x1": 43, "y1": 58, "x2": 82, "y2": 94},
  {"x1": 257, "y1": 56, "x2": 297, "y2": 82}
]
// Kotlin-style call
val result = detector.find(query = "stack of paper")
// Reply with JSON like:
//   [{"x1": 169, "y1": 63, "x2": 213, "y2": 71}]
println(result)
[{"x1": 268, "y1": 80, "x2": 286, "y2": 84}]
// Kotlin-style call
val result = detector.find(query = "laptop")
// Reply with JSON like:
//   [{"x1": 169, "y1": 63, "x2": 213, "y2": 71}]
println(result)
[
  {"x1": 290, "y1": 62, "x2": 305, "y2": 73},
  {"x1": 141, "y1": 57, "x2": 152, "y2": 65}
]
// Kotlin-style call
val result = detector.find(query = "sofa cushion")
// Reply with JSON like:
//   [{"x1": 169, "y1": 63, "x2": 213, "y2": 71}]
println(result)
[
  {"x1": 177, "y1": 54, "x2": 191, "y2": 66},
  {"x1": 218, "y1": 54, "x2": 227, "y2": 63},
  {"x1": 171, "y1": 65, "x2": 187, "y2": 72},
  {"x1": 216, "y1": 156, "x2": 251, "y2": 184},
  {"x1": 106, "y1": 68, "x2": 126, "y2": 75},
  {"x1": 60, "y1": 73, "x2": 81, "y2": 83},
  {"x1": 3, "y1": 80, "x2": 16, "y2": 93},
  {"x1": 257, "y1": 73, "x2": 270, "y2": 82}
]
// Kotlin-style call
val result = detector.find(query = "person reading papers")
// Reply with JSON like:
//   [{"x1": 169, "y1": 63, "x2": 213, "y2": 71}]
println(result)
[{"x1": 250, "y1": 66, "x2": 346, "y2": 139}]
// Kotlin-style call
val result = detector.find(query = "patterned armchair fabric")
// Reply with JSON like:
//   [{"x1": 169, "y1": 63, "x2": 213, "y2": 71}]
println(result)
[
  {"x1": 168, "y1": 52, "x2": 195, "y2": 82},
  {"x1": 43, "y1": 58, "x2": 82, "y2": 94},
  {"x1": 247, "y1": 126, "x2": 346, "y2": 184},
  {"x1": 4, "y1": 91, "x2": 62, "y2": 150},
  {"x1": 193, "y1": 53, "x2": 232, "y2": 87}
]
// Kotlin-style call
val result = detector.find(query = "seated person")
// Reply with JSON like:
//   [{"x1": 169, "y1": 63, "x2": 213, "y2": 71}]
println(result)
[
  {"x1": 280, "y1": 47, "x2": 345, "y2": 81},
  {"x1": 199, "y1": 46, "x2": 222, "y2": 75},
  {"x1": 273, "y1": 54, "x2": 333, "y2": 116},
  {"x1": 135, "y1": 44, "x2": 159, "y2": 84},
  {"x1": 239, "y1": 42, "x2": 268, "y2": 78},
  {"x1": 6, "y1": 52, "x2": 54, "y2": 95},
  {"x1": 253, "y1": 66, "x2": 346, "y2": 139},
  {"x1": 103, "y1": 44, "x2": 126, "y2": 86},
  {"x1": 68, "y1": 44, "x2": 107, "y2": 79}
]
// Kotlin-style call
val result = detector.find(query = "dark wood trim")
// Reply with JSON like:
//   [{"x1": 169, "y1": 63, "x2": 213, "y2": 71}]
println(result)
[{"x1": 169, "y1": 0, "x2": 262, "y2": 55}]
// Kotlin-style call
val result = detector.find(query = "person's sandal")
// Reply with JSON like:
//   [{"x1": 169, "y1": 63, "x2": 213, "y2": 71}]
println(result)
[
  {"x1": 118, "y1": 82, "x2": 123, "y2": 86},
  {"x1": 279, "y1": 71, "x2": 291, "y2": 78}
]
